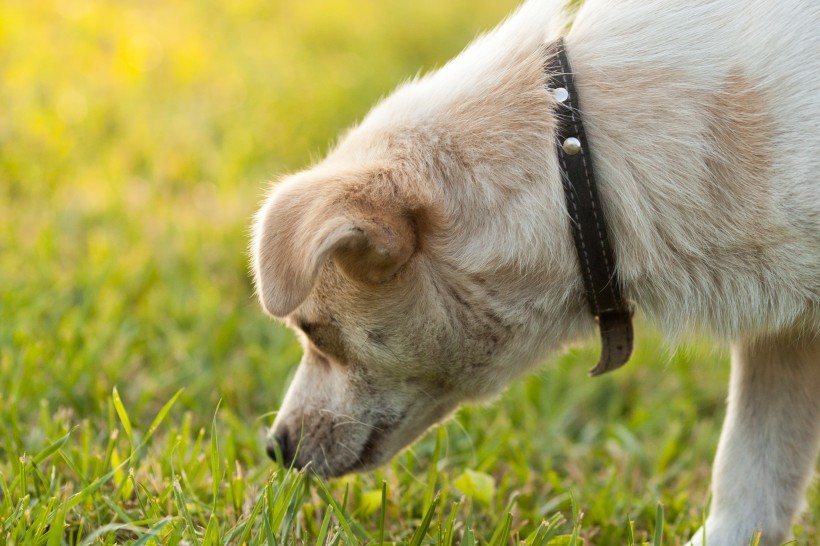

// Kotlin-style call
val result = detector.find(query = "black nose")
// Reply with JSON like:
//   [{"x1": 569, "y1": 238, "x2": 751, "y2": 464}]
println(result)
[{"x1": 266, "y1": 428, "x2": 296, "y2": 468}]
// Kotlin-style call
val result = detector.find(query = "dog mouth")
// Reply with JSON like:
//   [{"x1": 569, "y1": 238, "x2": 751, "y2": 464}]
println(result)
[
  {"x1": 327, "y1": 399, "x2": 457, "y2": 476},
  {"x1": 333, "y1": 421, "x2": 389, "y2": 476},
  {"x1": 267, "y1": 412, "x2": 400, "y2": 477},
  {"x1": 331, "y1": 407, "x2": 411, "y2": 476},
  {"x1": 269, "y1": 395, "x2": 458, "y2": 477}
]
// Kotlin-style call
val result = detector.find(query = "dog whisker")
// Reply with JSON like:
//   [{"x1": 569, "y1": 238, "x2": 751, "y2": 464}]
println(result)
[
  {"x1": 331, "y1": 419, "x2": 384, "y2": 432},
  {"x1": 318, "y1": 408, "x2": 385, "y2": 431},
  {"x1": 337, "y1": 441, "x2": 364, "y2": 465}
]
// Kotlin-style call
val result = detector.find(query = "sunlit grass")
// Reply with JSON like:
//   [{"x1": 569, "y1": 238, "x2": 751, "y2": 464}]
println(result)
[{"x1": 1, "y1": 0, "x2": 817, "y2": 544}]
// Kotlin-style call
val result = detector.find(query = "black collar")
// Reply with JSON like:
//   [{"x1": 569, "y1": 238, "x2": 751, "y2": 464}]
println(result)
[{"x1": 544, "y1": 38, "x2": 634, "y2": 375}]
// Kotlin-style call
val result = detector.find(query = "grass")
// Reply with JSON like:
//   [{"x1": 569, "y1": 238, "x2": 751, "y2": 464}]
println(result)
[{"x1": 0, "y1": 0, "x2": 817, "y2": 544}]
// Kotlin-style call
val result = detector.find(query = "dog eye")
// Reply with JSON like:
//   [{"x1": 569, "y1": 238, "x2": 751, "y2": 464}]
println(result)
[
  {"x1": 297, "y1": 320, "x2": 316, "y2": 336},
  {"x1": 296, "y1": 320, "x2": 350, "y2": 364}
]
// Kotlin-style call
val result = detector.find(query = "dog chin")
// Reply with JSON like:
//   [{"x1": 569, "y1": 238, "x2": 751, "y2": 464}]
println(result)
[
  {"x1": 353, "y1": 401, "x2": 460, "y2": 475},
  {"x1": 327, "y1": 455, "x2": 386, "y2": 478},
  {"x1": 308, "y1": 439, "x2": 394, "y2": 478},
  {"x1": 329, "y1": 429, "x2": 393, "y2": 477}
]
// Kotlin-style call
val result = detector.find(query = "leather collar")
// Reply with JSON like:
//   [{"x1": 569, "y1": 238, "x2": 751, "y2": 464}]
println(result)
[{"x1": 544, "y1": 38, "x2": 634, "y2": 375}]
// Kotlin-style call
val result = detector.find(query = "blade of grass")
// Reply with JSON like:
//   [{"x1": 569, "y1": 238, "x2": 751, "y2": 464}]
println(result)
[
  {"x1": 171, "y1": 453, "x2": 200, "y2": 546},
  {"x1": 80, "y1": 523, "x2": 153, "y2": 546},
  {"x1": 270, "y1": 471, "x2": 304, "y2": 532},
  {"x1": 409, "y1": 492, "x2": 439, "y2": 546},
  {"x1": 488, "y1": 512, "x2": 513, "y2": 546},
  {"x1": 463, "y1": 501, "x2": 476, "y2": 546},
  {"x1": 626, "y1": 514, "x2": 635, "y2": 546},
  {"x1": 144, "y1": 389, "x2": 184, "y2": 443},
  {"x1": 132, "y1": 517, "x2": 175, "y2": 546},
  {"x1": 523, "y1": 520, "x2": 547, "y2": 546},
  {"x1": 203, "y1": 515, "x2": 220, "y2": 546},
  {"x1": 45, "y1": 500, "x2": 67, "y2": 546},
  {"x1": 235, "y1": 485, "x2": 267, "y2": 546},
  {"x1": 379, "y1": 480, "x2": 387, "y2": 546},
  {"x1": 423, "y1": 427, "x2": 443, "y2": 510},
  {"x1": 315, "y1": 507, "x2": 334, "y2": 546},
  {"x1": 18, "y1": 453, "x2": 27, "y2": 498},
  {"x1": 568, "y1": 493, "x2": 582, "y2": 546},
  {"x1": 315, "y1": 479, "x2": 361, "y2": 545},
  {"x1": 211, "y1": 400, "x2": 221, "y2": 511},
  {"x1": 263, "y1": 487, "x2": 279, "y2": 546},
  {"x1": 540, "y1": 512, "x2": 566, "y2": 545},
  {"x1": 441, "y1": 500, "x2": 460, "y2": 546},
  {"x1": 32, "y1": 429, "x2": 74, "y2": 465},
  {"x1": 280, "y1": 477, "x2": 308, "y2": 544},
  {"x1": 30, "y1": 496, "x2": 57, "y2": 541},
  {"x1": 4, "y1": 495, "x2": 30, "y2": 534},
  {"x1": 66, "y1": 456, "x2": 131, "y2": 509},
  {"x1": 112, "y1": 386, "x2": 133, "y2": 450},
  {"x1": 652, "y1": 503, "x2": 664, "y2": 546},
  {"x1": 0, "y1": 473, "x2": 13, "y2": 512}
]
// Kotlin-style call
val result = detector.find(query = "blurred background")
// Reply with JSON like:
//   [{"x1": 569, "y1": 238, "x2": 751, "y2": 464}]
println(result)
[
  {"x1": 1, "y1": 0, "x2": 816, "y2": 543},
  {"x1": 0, "y1": 0, "x2": 521, "y2": 417}
]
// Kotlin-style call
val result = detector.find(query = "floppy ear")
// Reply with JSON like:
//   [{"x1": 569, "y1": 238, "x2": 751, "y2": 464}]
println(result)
[{"x1": 252, "y1": 172, "x2": 417, "y2": 317}]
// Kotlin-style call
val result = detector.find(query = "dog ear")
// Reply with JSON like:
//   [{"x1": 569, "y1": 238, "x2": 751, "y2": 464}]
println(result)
[{"x1": 252, "y1": 171, "x2": 418, "y2": 317}]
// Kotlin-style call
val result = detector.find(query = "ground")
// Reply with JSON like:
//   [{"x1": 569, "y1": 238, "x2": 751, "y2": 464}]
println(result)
[{"x1": 0, "y1": 0, "x2": 817, "y2": 544}]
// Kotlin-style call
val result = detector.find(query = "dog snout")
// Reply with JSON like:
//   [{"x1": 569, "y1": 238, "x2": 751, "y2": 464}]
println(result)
[{"x1": 266, "y1": 427, "x2": 299, "y2": 469}]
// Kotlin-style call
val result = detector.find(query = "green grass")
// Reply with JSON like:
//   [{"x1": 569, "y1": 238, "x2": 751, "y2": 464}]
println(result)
[{"x1": 0, "y1": 0, "x2": 817, "y2": 544}]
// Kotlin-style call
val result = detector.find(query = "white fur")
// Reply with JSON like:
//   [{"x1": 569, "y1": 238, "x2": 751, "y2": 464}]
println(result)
[{"x1": 252, "y1": 1, "x2": 820, "y2": 544}]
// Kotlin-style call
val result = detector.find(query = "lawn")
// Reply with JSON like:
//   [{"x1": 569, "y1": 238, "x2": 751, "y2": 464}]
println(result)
[{"x1": 0, "y1": 0, "x2": 817, "y2": 544}]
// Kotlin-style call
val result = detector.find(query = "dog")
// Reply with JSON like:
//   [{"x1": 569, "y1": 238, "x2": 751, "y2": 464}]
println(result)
[{"x1": 251, "y1": 1, "x2": 820, "y2": 544}]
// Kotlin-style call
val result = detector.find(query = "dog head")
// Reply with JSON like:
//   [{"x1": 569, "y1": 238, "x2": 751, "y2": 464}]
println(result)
[{"x1": 251, "y1": 37, "x2": 587, "y2": 476}]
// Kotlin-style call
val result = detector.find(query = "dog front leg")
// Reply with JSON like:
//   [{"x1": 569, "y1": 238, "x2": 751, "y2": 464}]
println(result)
[{"x1": 688, "y1": 332, "x2": 820, "y2": 546}]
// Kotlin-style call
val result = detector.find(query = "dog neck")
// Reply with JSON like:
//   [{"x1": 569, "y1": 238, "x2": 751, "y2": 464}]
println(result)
[{"x1": 336, "y1": 0, "x2": 802, "y2": 345}]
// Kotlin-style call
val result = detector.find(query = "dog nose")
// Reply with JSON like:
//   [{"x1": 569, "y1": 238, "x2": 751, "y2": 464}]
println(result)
[{"x1": 266, "y1": 428, "x2": 297, "y2": 468}]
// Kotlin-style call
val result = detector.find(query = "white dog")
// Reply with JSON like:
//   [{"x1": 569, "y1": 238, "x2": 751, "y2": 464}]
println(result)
[{"x1": 252, "y1": 1, "x2": 820, "y2": 544}]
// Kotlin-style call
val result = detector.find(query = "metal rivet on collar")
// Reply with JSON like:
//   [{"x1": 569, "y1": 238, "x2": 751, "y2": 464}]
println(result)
[
  {"x1": 553, "y1": 87, "x2": 569, "y2": 102},
  {"x1": 562, "y1": 137, "x2": 581, "y2": 155}
]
